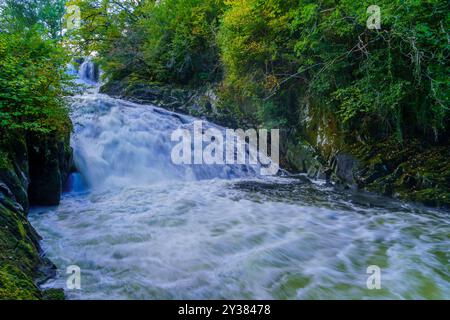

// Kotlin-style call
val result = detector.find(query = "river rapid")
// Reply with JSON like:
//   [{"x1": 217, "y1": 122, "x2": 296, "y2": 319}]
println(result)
[{"x1": 29, "y1": 62, "x2": 449, "y2": 300}]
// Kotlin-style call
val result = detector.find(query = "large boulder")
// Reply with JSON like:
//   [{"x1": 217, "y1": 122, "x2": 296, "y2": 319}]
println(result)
[
  {"x1": 0, "y1": 131, "x2": 73, "y2": 299},
  {"x1": 27, "y1": 134, "x2": 73, "y2": 206},
  {"x1": 330, "y1": 153, "x2": 360, "y2": 190}
]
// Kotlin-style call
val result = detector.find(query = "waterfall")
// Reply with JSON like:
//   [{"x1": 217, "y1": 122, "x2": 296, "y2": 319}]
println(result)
[
  {"x1": 68, "y1": 95, "x2": 262, "y2": 191},
  {"x1": 30, "y1": 60, "x2": 450, "y2": 301},
  {"x1": 78, "y1": 59, "x2": 98, "y2": 84},
  {"x1": 65, "y1": 58, "x2": 277, "y2": 191}
]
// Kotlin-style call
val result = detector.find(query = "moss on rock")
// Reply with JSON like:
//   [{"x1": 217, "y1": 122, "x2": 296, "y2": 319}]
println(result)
[
  {"x1": 0, "y1": 203, "x2": 42, "y2": 300},
  {"x1": 348, "y1": 139, "x2": 450, "y2": 209},
  {"x1": 0, "y1": 265, "x2": 40, "y2": 300},
  {"x1": 42, "y1": 288, "x2": 65, "y2": 300},
  {"x1": 0, "y1": 130, "x2": 73, "y2": 299}
]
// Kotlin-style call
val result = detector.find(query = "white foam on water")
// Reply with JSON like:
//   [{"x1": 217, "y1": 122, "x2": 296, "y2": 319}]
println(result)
[{"x1": 28, "y1": 65, "x2": 450, "y2": 300}]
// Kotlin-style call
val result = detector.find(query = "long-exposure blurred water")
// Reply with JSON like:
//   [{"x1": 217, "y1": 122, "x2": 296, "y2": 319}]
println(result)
[{"x1": 29, "y1": 62, "x2": 449, "y2": 299}]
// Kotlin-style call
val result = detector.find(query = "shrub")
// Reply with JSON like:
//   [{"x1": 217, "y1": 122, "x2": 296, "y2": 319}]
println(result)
[{"x1": 0, "y1": 29, "x2": 72, "y2": 135}]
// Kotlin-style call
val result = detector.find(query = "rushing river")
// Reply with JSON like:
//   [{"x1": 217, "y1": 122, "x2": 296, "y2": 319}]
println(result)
[{"x1": 29, "y1": 62, "x2": 449, "y2": 300}]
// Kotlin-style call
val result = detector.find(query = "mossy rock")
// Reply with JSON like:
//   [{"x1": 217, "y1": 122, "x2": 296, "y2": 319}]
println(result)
[
  {"x1": 285, "y1": 139, "x2": 325, "y2": 175},
  {"x1": 42, "y1": 288, "x2": 65, "y2": 300},
  {"x1": 0, "y1": 203, "x2": 42, "y2": 300},
  {"x1": 407, "y1": 188, "x2": 450, "y2": 208},
  {"x1": 348, "y1": 139, "x2": 450, "y2": 209},
  {"x1": 0, "y1": 150, "x2": 12, "y2": 170},
  {"x1": 27, "y1": 133, "x2": 73, "y2": 206},
  {"x1": 0, "y1": 265, "x2": 40, "y2": 300},
  {"x1": 0, "y1": 131, "x2": 72, "y2": 300}
]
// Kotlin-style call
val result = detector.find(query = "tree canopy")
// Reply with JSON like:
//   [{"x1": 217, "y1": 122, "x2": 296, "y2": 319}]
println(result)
[
  {"x1": 0, "y1": 0, "x2": 71, "y2": 135},
  {"x1": 68, "y1": 0, "x2": 449, "y2": 143}
]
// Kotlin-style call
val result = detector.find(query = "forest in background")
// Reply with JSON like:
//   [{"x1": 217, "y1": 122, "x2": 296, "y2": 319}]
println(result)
[
  {"x1": 0, "y1": 0, "x2": 449, "y2": 205},
  {"x1": 68, "y1": 0, "x2": 449, "y2": 142},
  {"x1": 69, "y1": 0, "x2": 450, "y2": 205}
]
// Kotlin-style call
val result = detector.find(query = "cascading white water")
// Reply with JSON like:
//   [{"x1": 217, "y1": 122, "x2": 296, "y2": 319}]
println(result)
[
  {"x1": 78, "y1": 59, "x2": 98, "y2": 84},
  {"x1": 67, "y1": 59, "x2": 266, "y2": 190},
  {"x1": 28, "y1": 64, "x2": 450, "y2": 300},
  {"x1": 68, "y1": 94, "x2": 260, "y2": 191}
]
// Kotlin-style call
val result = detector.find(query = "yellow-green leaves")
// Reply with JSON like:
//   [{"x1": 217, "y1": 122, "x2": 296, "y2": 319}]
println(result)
[{"x1": 0, "y1": 30, "x2": 71, "y2": 135}]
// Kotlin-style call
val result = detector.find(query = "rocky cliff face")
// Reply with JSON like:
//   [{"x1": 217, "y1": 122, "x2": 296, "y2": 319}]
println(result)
[
  {"x1": 0, "y1": 132, "x2": 73, "y2": 299},
  {"x1": 285, "y1": 103, "x2": 450, "y2": 209}
]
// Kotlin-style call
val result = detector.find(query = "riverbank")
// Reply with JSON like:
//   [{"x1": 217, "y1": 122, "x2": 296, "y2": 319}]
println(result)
[
  {"x1": 0, "y1": 132, "x2": 73, "y2": 299},
  {"x1": 101, "y1": 79, "x2": 450, "y2": 210}
]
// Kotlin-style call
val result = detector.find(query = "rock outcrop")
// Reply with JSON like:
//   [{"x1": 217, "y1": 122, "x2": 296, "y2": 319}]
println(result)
[{"x1": 0, "y1": 132, "x2": 73, "y2": 299}]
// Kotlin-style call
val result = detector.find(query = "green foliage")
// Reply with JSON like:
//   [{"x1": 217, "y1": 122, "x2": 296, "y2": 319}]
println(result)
[
  {"x1": 139, "y1": 0, "x2": 225, "y2": 84},
  {"x1": 70, "y1": 0, "x2": 449, "y2": 142},
  {"x1": 0, "y1": 0, "x2": 71, "y2": 136},
  {"x1": 0, "y1": 29, "x2": 72, "y2": 135},
  {"x1": 0, "y1": 150, "x2": 9, "y2": 169},
  {"x1": 219, "y1": 0, "x2": 307, "y2": 128},
  {"x1": 66, "y1": 0, "x2": 141, "y2": 79},
  {"x1": 219, "y1": 0, "x2": 449, "y2": 142},
  {"x1": 0, "y1": 0, "x2": 66, "y2": 39},
  {"x1": 69, "y1": 0, "x2": 225, "y2": 85}
]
